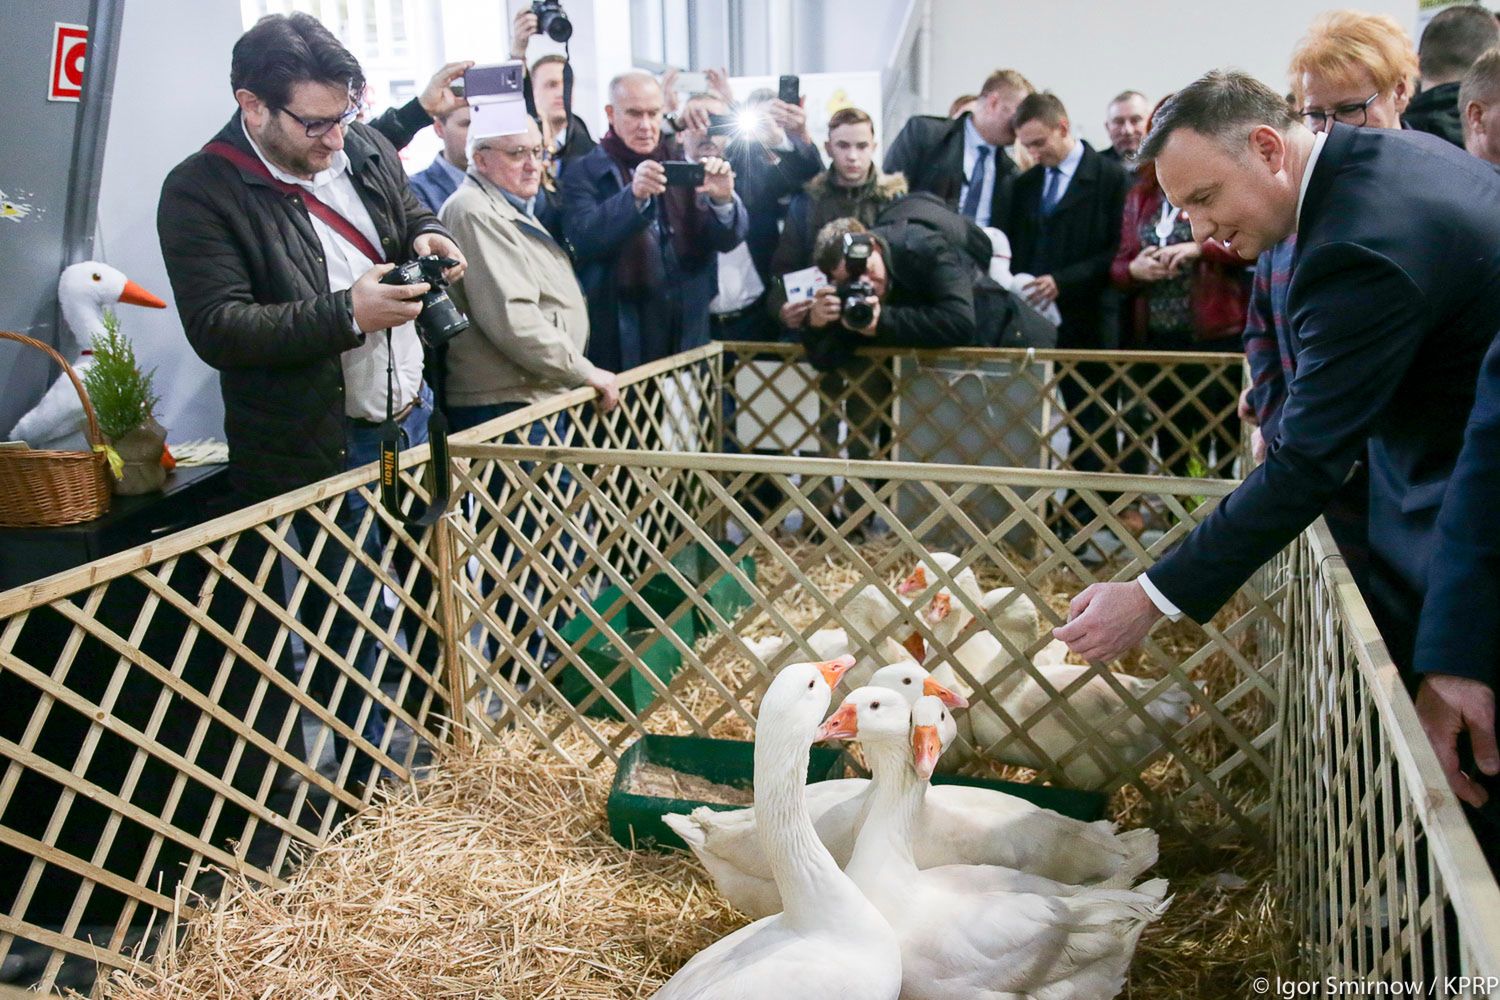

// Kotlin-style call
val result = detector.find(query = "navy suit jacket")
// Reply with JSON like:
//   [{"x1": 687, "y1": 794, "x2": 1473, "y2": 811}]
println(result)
[
  {"x1": 884, "y1": 113, "x2": 1018, "y2": 228},
  {"x1": 1415, "y1": 333, "x2": 1500, "y2": 687},
  {"x1": 1150, "y1": 124, "x2": 1500, "y2": 670},
  {"x1": 409, "y1": 155, "x2": 461, "y2": 214},
  {"x1": 1002, "y1": 142, "x2": 1127, "y2": 349}
]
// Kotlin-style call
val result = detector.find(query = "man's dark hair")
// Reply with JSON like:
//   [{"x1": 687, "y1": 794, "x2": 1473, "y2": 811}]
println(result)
[
  {"x1": 1419, "y1": 4, "x2": 1500, "y2": 83},
  {"x1": 1138, "y1": 70, "x2": 1298, "y2": 162},
  {"x1": 230, "y1": 13, "x2": 365, "y2": 110},
  {"x1": 813, "y1": 217, "x2": 880, "y2": 276},
  {"x1": 1012, "y1": 92, "x2": 1068, "y2": 131}
]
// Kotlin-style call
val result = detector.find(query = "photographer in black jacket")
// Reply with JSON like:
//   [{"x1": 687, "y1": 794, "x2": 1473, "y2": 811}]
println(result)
[{"x1": 803, "y1": 216, "x2": 978, "y2": 370}]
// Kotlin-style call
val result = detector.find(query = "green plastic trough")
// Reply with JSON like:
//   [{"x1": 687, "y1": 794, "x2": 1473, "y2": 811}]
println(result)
[{"x1": 607, "y1": 734, "x2": 1107, "y2": 853}]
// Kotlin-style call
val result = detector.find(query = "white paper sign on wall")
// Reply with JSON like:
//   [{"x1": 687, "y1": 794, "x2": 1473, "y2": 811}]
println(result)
[{"x1": 49, "y1": 22, "x2": 88, "y2": 103}]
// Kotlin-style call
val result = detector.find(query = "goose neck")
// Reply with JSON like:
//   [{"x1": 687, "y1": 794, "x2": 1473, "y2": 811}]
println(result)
[{"x1": 846, "y1": 737, "x2": 921, "y2": 883}]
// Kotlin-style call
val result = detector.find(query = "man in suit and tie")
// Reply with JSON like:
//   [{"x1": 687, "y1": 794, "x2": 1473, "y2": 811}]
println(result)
[
  {"x1": 1003, "y1": 92, "x2": 1128, "y2": 532},
  {"x1": 1057, "y1": 72, "x2": 1500, "y2": 702},
  {"x1": 884, "y1": 69, "x2": 1034, "y2": 229},
  {"x1": 408, "y1": 104, "x2": 471, "y2": 213}
]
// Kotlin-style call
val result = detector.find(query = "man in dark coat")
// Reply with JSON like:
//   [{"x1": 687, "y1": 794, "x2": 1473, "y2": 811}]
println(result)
[
  {"x1": 1407, "y1": 3, "x2": 1500, "y2": 147},
  {"x1": 558, "y1": 70, "x2": 746, "y2": 372},
  {"x1": 1058, "y1": 73, "x2": 1500, "y2": 699},
  {"x1": 1003, "y1": 91, "x2": 1127, "y2": 527},
  {"x1": 157, "y1": 12, "x2": 467, "y2": 777},
  {"x1": 884, "y1": 69, "x2": 1033, "y2": 229}
]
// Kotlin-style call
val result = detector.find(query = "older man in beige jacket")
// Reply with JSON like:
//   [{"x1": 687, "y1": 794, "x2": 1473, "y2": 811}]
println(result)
[{"x1": 441, "y1": 117, "x2": 618, "y2": 432}]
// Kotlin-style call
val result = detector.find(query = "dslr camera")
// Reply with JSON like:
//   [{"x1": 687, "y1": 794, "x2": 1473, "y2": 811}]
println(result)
[
  {"x1": 532, "y1": 0, "x2": 572, "y2": 42},
  {"x1": 837, "y1": 233, "x2": 877, "y2": 329},
  {"x1": 379, "y1": 255, "x2": 470, "y2": 348}
]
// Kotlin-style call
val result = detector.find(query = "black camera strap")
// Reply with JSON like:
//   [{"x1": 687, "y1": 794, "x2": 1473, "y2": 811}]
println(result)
[{"x1": 377, "y1": 327, "x2": 451, "y2": 528}]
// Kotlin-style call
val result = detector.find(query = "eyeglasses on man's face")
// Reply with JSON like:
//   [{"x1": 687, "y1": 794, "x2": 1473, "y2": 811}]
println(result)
[
  {"x1": 1298, "y1": 91, "x2": 1380, "y2": 132},
  {"x1": 476, "y1": 144, "x2": 546, "y2": 163},
  {"x1": 275, "y1": 99, "x2": 362, "y2": 138}
]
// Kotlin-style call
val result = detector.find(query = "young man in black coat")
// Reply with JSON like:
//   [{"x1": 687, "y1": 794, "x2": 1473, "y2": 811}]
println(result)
[{"x1": 1059, "y1": 72, "x2": 1500, "y2": 721}]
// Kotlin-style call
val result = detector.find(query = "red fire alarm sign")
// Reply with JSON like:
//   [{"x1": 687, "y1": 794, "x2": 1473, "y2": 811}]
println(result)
[{"x1": 49, "y1": 23, "x2": 88, "y2": 103}]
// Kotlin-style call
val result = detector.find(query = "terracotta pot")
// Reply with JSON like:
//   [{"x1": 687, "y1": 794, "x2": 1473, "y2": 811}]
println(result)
[{"x1": 109, "y1": 418, "x2": 168, "y2": 495}]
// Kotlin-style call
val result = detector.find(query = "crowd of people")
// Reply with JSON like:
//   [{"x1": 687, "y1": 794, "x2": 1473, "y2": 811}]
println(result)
[{"x1": 153, "y1": 7, "x2": 1499, "y2": 855}]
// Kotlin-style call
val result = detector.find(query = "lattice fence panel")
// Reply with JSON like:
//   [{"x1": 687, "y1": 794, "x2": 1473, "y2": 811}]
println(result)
[{"x1": 1275, "y1": 523, "x2": 1500, "y2": 993}]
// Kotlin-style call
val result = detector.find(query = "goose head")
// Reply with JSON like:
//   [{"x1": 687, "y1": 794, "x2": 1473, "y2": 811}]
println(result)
[
  {"x1": 813, "y1": 686, "x2": 912, "y2": 753},
  {"x1": 869, "y1": 660, "x2": 968, "y2": 710},
  {"x1": 910, "y1": 695, "x2": 956, "y2": 781},
  {"x1": 58, "y1": 261, "x2": 166, "y2": 356},
  {"x1": 896, "y1": 552, "x2": 981, "y2": 605},
  {"x1": 759, "y1": 655, "x2": 856, "y2": 744}
]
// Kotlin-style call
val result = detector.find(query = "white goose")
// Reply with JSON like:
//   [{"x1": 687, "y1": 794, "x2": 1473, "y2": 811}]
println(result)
[
  {"x1": 903, "y1": 562, "x2": 1196, "y2": 789},
  {"x1": 651, "y1": 656, "x2": 902, "y2": 1000},
  {"x1": 7, "y1": 261, "x2": 166, "y2": 451},
  {"x1": 743, "y1": 584, "x2": 919, "y2": 687},
  {"x1": 666, "y1": 661, "x2": 1157, "y2": 919},
  {"x1": 824, "y1": 688, "x2": 1170, "y2": 1000}
]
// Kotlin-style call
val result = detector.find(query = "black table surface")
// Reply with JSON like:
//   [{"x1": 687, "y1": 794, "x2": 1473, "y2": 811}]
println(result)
[{"x1": 0, "y1": 463, "x2": 233, "y2": 592}]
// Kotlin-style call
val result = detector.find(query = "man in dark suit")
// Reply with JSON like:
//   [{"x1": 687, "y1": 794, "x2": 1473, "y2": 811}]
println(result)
[
  {"x1": 884, "y1": 69, "x2": 1033, "y2": 229},
  {"x1": 1412, "y1": 334, "x2": 1500, "y2": 848},
  {"x1": 1002, "y1": 91, "x2": 1128, "y2": 528},
  {"x1": 1057, "y1": 71, "x2": 1500, "y2": 683}
]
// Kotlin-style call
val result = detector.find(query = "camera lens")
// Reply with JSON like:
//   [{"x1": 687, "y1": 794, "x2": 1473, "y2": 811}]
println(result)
[
  {"x1": 843, "y1": 296, "x2": 874, "y2": 328},
  {"x1": 535, "y1": 1, "x2": 572, "y2": 42}
]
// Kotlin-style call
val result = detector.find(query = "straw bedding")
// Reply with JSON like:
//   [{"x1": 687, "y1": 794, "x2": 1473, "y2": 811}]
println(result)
[{"x1": 91, "y1": 533, "x2": 1290, "y2": 999}]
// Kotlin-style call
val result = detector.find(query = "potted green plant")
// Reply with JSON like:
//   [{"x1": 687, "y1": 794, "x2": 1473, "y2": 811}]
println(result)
[{"x1": 82, "y1": 310, "x2": 166, "y2": 495}]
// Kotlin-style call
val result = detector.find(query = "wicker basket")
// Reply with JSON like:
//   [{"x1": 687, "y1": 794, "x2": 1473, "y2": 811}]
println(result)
[{"x1": 0, "y1": 331, "x2": 112, "y2": 527}]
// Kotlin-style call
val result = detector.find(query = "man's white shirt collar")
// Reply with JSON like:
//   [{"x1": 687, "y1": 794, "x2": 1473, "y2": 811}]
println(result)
[{"x1": 1296, "y1": 129, "x2": 1328, "y2": 229}]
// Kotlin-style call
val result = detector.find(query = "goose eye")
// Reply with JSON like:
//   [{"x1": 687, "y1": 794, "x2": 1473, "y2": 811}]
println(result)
[
  {"x1": 902, "y1": 677, "x2": 912, "y2": 685},
  {"x1": 807, "y1": 680, "x2": 815, "y2": 689},
  {"x1": 871, "y1": 701, "x2": 880, "y2": 709},
  {"x1": 91, "y1": 273, "x2": 101, "y2": 281}
]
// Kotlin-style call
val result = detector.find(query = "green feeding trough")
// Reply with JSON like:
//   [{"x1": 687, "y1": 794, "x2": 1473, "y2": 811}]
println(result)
[
  {"x1": 607, "y1": 734, "x2": 1108, "y2": 853},
  {"x1": 608, "y1": 734, "x2": 849, "y2": 851},
  {"x1": 555, "y1": 541, "x2": 756, "y2": 721}
]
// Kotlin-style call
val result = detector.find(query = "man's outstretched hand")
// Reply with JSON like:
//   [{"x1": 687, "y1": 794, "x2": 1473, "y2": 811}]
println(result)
[{"x1": 1053, "y1": 580, "x2": 1164, "y2": 662}]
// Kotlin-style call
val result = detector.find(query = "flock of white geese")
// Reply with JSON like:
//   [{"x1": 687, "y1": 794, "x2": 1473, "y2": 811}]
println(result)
[{"x1": 649, "y1": 552, "x2": 1184, "y2": 999}]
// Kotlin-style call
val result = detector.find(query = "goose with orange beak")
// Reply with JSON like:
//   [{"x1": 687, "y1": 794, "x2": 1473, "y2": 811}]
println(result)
[
  {"x1": 667, "y1": 661, "x2": 1158, "y2": 918},
  {"x1": 825, "y1": 686, "x2": 1172, "y2": 1000},
  {"x1": 651, "y1": 656, "x2": 902, "y2": 1000}
]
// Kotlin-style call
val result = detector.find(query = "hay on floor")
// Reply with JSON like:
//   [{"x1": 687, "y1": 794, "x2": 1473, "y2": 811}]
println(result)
[
  {"x1": 94, "y1": 535, "x2": 1292, "y2": 999},
  {"x1": 89, "y1": 729, "x2": 739, "y2": 1000}
]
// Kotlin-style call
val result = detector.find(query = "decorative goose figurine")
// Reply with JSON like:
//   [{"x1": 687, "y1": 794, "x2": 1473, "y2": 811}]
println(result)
[
  {"x1": 667, "y1": 661, "x2": 1156, "y2": 918},
  {"x1": 7, "y1": 261, "x2": 166, "y2": 452},
  {"x1": 650, "y1": 656, "x2": 902, "y2": 1000},
  {"x1": 825, "y1": 688, "x2": 1170, "y2": 1000}
]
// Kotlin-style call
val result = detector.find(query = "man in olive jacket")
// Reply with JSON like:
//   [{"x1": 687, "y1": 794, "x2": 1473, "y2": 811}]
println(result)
[{"x1": 156, "y1": 12, "x2": 467, "y2": 780}]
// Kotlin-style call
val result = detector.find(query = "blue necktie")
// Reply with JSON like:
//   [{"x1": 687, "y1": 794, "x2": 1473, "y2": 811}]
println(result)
[
  {"x1": 961, "y1": 145, "x2": 991, "y2": 220},
  {"x1": 1041, "y1": 167, "x2": 1063, "y2": 216}
]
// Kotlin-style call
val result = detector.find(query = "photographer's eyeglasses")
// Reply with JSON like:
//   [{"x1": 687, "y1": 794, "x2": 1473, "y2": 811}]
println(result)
[
  {"x1": 275, "y1": 101, "x2": 363, "y2": 138},
  {"x1": 1298, "y1": 91, "x2": 1380, "y2": 132}
]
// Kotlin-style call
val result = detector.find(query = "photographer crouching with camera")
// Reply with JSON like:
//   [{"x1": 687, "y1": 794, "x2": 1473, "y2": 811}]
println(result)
[
  {"x1": 157, "y1": 12, "x2": 468, "y2": 788},
  {"x1": 801, "y1": 215, "x2": 979, "y2": 535}
]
